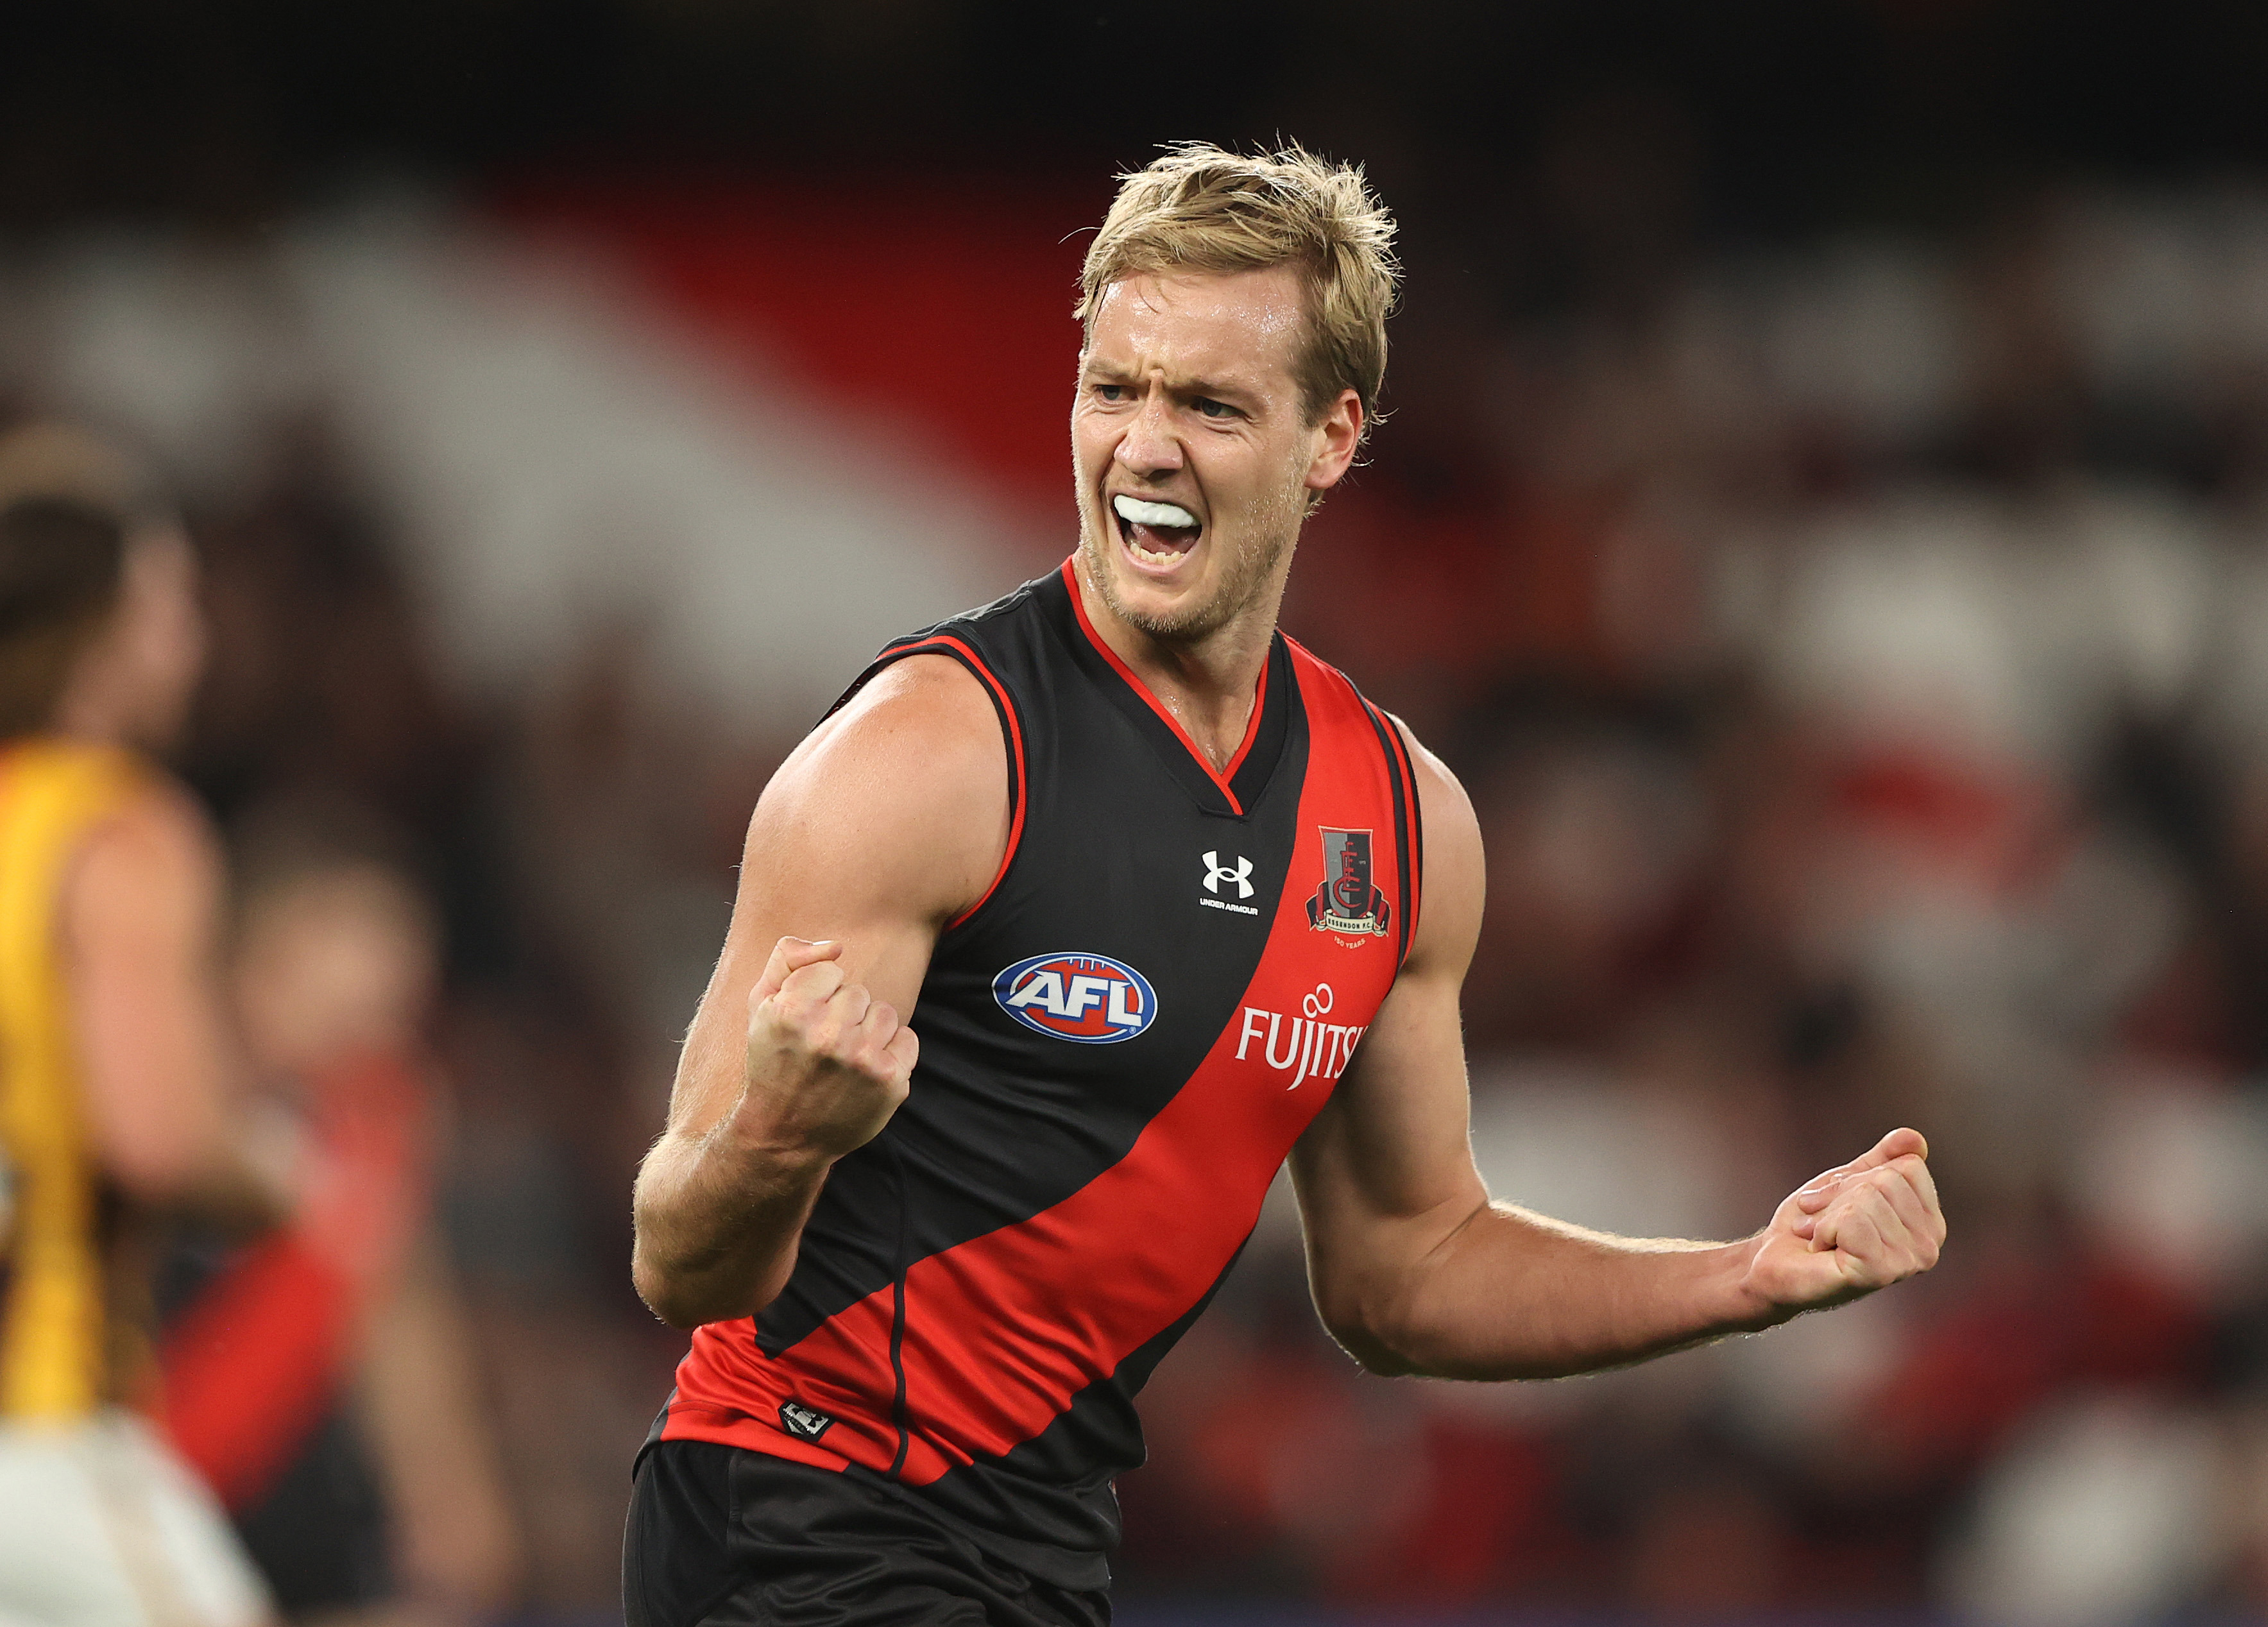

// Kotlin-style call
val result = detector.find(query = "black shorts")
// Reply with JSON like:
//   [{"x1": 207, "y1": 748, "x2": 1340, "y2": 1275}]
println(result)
[
  {"x1": 622, "y1": 1442, "x2": 1111, "y2": 1627},
  {"x1": 232, "y1": 1405, "x2": 393, "y2": 1613}
]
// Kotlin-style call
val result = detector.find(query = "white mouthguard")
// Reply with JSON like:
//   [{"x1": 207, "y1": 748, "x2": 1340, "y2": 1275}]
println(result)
[{"x1": 1112, "y1": 494, "x2": 1199, "y2": 530}]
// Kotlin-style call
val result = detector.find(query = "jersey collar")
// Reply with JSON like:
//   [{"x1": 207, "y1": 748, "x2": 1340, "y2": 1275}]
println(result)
[{"x1": 1044, "y1": 559, "x2": 1292, "y2": 820}]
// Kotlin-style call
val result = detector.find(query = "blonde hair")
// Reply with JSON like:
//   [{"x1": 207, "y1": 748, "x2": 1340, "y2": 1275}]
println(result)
[
  {"x1": 1077, "y1": 142, "x2": 1400, "y2": 442},
  {"x1": 0, "y1": 422, "x2": 161, "y2": 523}
]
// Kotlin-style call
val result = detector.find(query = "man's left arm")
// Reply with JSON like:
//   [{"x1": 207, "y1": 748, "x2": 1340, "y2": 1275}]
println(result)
[{"x1": 1288, "y1": 726, "x2": 1945, "y2": 1383}]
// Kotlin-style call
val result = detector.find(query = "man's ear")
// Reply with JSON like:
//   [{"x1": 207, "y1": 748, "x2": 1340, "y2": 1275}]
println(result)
[{"x1": 1305, "y1": 389, "x2": 1365, "y2": 493}]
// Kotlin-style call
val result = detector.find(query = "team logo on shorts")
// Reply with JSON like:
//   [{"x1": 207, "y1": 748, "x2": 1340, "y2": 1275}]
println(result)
[
  {"x1": 1308, "y1": 828, "x2": 1391, "y2": 939},
  {"x1": 993, "y1": 952, "x2": 1157, "y2": 1043}
]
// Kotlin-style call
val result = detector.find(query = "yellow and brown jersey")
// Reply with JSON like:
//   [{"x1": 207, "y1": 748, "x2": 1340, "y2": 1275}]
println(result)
[{"x1": 0, "y1": 737, "x2": 144, "y2": 1422}]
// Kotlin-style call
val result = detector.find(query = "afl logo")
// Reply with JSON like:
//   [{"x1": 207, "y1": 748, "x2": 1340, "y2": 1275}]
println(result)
[{"x1": 993, "y1": 952, "x2": 1157, "y2": 1044}]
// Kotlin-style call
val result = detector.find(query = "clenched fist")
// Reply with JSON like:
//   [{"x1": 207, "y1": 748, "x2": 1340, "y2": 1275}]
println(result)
[
  {"x1": 1743, "y1": 1127, "x2": 1945, "y2": 1316},
  {"x1": 737, "y1": 937, "x2": 918, "y2": 1163}
]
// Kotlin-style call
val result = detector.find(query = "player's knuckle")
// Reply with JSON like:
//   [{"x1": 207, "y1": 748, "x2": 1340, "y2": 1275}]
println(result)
[{"x1": 776, "y1": 983, "x2": 819, "y2": 1019}]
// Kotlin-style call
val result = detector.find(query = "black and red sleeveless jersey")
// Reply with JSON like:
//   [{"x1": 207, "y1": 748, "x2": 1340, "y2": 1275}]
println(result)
[{"x1": 654, "y1": 560, "x2": 1422, "y2": 1585}]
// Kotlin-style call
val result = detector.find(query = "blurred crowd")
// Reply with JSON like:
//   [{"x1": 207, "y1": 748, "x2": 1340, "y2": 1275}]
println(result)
[{"x1": 10, "y1": 168, "x2": 2268, "y2": 1624}]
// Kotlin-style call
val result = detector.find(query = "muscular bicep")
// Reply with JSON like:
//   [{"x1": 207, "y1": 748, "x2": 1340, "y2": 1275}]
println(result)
[
  {"x1": 1290, "y1": 723, "x2": 1490, "y2": 1332},
  {"x1": 667, "y1": 655, "x2": 1010, "y2": 1139}
]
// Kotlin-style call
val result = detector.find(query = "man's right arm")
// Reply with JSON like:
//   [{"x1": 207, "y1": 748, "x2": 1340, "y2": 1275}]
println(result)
[
  {"x1": 630, "y1": 654, "x2": 1010, "y2": 1331},
  {"x1": 65, "y1": 781, "x2": 295, "y2": 1224}
]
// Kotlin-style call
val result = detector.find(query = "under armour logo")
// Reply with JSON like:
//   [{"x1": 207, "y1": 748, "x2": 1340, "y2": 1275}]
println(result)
[
  {"x1": 1202, "y1": 851, "x2": 1255, "y2": 899},
  {"x1": 778, "y1": 1400, "x2": 835, "y2": 1440}
]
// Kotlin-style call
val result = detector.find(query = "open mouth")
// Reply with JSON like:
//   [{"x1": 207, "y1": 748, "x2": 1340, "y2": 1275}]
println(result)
[{"x1": 1112, "y1": 493, "x2": 1202, "y2": 567}]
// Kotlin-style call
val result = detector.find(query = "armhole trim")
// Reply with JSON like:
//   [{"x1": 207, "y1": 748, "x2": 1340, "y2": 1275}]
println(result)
[
  {"x1": 837, "y1": 635, "x2": 1028, "y2": 935},
  {"x1": 1363, "y1": 701, "x2": 1423, "y2": 967}
]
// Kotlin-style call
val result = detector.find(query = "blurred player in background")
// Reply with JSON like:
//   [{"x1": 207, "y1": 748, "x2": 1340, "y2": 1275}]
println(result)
[
  {"x1": 162, "y1": 805, "x2": 521, "y2": 1626},
  {"x1": 627, "y1": 146, "x2": 1947, "y2": 1625},
  {"x1": 0, "y1": 427, "x2": 285, "y2": 1627}
]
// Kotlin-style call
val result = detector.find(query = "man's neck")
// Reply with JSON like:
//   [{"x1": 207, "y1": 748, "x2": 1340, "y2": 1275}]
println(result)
[{"x1": 1073, "y1": 560, "x2": 1281, "y2": 773}]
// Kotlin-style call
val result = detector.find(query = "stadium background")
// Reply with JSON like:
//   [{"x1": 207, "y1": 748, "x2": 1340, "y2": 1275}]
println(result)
[{"x1": 7, "y1": 1, "x2": 2268, "y2": 1619}]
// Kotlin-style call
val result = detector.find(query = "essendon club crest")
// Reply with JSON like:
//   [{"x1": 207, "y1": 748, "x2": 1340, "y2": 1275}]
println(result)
[{"x1": 1308, "y1": 828, "x2": 1390, "y2": 939}]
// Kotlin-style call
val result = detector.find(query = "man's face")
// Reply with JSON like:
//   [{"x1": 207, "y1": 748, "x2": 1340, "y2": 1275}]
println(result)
[{"x1": 1073, "y1": 267, "x2": 1360, "y2": 643}]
